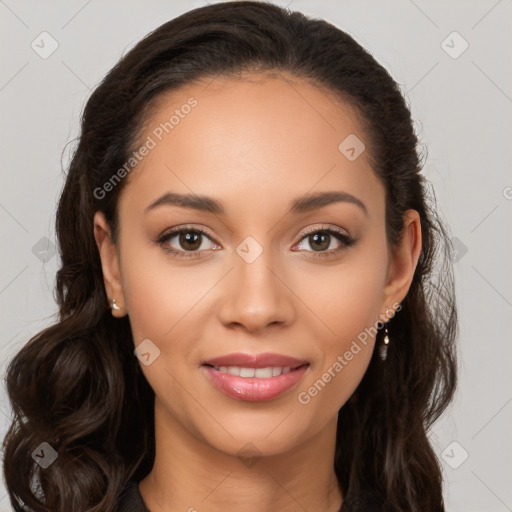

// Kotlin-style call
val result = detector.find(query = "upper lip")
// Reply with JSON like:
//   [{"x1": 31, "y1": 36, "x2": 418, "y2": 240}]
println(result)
[{"x1": 202, "y1": 352, "x2": 309, "y2": 369}]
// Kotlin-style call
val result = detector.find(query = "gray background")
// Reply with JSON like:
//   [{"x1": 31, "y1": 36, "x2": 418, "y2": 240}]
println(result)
[{"x1": 1, "y1": 0, "x2": 511, "y2": 510}]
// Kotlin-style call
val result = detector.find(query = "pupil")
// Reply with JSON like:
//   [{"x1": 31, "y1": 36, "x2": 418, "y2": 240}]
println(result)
[
  {"x1": 311, "y1": 232, "x2": 329, "y2": 251},
  {"x1": 180, "y1": 232, "x2": 201, "y2": 250}
]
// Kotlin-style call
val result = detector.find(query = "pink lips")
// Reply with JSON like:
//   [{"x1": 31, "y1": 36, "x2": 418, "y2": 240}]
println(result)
[{"x1": 201, "y1": 352, "x2": 310, "y2": 402}]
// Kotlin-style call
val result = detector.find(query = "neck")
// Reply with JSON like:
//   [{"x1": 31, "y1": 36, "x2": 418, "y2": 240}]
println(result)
[{"x1": 139, "y1": 398, "x2": 343, "y2": 512}]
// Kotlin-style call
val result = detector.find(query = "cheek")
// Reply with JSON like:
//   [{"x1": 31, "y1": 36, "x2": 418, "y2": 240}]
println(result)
[
  {"x1": 293, "y1": 249, "x2": 387, "y2": 409},
  {"x1": 120, "y1": 239, "x2": 208, "y2": 345},
  {"x1": 297, "y1": 250, "x2": 387, "y2": 350},
  {"x1": 120, "y1": 251, "x2": 211, "y2": 425}
]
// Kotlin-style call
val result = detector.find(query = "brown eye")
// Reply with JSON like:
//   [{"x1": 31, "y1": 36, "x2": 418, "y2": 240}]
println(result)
[
  {"x1": 177, "y1": 231, "x2": 202, "y2": 251},
  {"x1": 157, "y1": 227, "x2": 218, "y2": 259},
  {"x1": 294, "y1": 226, "x2": 356, "y2": 259},
  {"x1": 306, "y1": 232, "x2": 331, "y2": 252}
]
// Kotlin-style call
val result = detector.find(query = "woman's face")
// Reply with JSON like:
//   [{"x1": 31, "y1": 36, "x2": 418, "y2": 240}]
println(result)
[{"x1": 95, "y1": 73, "x2": 419, "y2": 459}]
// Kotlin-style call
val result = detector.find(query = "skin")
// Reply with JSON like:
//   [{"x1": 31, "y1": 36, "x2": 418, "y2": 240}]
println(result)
[{"x1": 94, "y1": 72, "x2": 422, "y2": 512}]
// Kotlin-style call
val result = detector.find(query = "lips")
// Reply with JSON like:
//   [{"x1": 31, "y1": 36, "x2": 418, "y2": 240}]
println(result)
[{"x1": 201, "y1": 352, "x2": 310, "y2": 401}]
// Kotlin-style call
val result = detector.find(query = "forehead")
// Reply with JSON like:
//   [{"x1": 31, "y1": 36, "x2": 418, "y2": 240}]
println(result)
[{"x1": 118, "y1": 72, "x2": 383, "y2": 220}]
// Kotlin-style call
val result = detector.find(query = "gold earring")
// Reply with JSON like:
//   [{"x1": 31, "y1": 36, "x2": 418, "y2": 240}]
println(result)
[
  {"x1": 379, "y1": 307, "x2": 391, "y2": 361},
  {"x1": 109, "y1": 298, "x2": 121, "y2": 311}
]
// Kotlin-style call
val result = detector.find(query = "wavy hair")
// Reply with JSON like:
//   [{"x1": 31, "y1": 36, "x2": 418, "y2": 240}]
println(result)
[{"x1": 2, "y1": 2, "x2": 457, "y2": 511}]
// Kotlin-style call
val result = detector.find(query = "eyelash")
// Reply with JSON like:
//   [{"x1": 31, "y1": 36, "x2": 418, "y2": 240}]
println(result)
[{"x1": 156, "y1": 225, "x2": 356, "y2": 260}]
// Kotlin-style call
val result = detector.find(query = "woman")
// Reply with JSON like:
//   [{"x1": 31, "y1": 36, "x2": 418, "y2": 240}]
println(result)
[{"x1": 2, "y1": 2, "x2": 457, "y2": 511}]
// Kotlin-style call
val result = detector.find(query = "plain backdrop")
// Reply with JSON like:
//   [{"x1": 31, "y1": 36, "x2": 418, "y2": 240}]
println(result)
[{"x1": 1, "y1": 1, "x2": 511, "y2": 511}]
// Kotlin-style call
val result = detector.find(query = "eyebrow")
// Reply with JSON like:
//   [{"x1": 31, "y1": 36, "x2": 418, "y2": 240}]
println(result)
[{"x1": 144, "y1": 190, "x2": 368, "y2": 216}]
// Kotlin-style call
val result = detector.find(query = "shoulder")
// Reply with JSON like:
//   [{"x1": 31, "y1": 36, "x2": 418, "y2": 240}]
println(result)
[{"x1": 115, "y1": 480, "x2": 149, "y2": 512}]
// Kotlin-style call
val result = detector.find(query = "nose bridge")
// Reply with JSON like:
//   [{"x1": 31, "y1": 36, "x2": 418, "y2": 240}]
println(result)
[{"x1": 218, "y1": 235, "x2": 294, "y2": 331}]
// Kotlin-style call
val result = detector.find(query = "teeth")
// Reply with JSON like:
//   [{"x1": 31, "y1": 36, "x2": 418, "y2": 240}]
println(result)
[
  {"x1": 240, "y1": 367, "x2": 255, "y2": 377},
  {"x1": 215, "y1": 366, "x2": 293, "y2": 377},
  {"x1": 256, "y1": 367, "x2": 273, "y2": 378}
]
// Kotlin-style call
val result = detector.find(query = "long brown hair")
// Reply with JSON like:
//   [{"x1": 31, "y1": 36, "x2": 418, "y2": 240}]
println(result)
[{"x1": 2, "y1": 2, "x2": 457, "y2": 511}]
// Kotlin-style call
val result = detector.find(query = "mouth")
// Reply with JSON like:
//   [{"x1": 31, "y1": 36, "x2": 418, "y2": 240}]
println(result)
[
  {"x1": 200, "y1": 353, "x2": 310, "y2": 402},
  {"x1": 202, "y1": 363, "x2": 309, "y2": 378}
]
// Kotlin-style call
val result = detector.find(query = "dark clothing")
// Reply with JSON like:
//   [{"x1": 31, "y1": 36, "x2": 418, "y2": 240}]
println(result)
[
  {"x1": 116, "y1": 480, "x2": 381, "y2": 511},
  {"x1": 116, "y1": 480, "x2": 150, "y2": 512}
]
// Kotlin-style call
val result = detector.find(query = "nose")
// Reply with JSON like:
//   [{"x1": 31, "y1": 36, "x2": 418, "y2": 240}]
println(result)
[{"x1": 217, "y1": 249, "x2": 296, "y2": 334}]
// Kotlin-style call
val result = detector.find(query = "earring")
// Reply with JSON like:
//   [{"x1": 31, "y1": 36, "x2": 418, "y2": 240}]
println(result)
[
  {"x1": 379, "y1": 307, "x2": 391, "y2": 361},
  {"x1": 109, "y1": 298, "x2": 120, "y2": 311}
]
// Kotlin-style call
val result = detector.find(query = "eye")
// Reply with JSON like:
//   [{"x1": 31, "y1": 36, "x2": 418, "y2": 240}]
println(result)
[
  {"x1": 156, "y1": 226, "x2": 219, "y2": 259},
  {"x1": 293, "y1": 225, "x2": 356, "y2": 258},
  {"x1": 156, "y1": 224, "x2": 356, "y2": 260}
]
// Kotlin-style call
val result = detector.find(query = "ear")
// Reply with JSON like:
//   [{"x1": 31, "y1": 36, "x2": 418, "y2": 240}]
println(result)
[
  {"x1": 380, "y1": 209, "x2": 422, "y2": 316},
  {"x1": 93, "y1": 211, "x2": 127, "y2": 317}
]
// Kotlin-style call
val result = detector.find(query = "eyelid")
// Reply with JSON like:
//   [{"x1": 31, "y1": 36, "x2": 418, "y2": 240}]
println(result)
[
  {"x1": 157, "y1": 223, "x2": 356, "y2": 259},
  {"x1": 292, "y1": 224, "x2": 355, "y2": 256},
  {"x1": 298, "y1": 224, "x2": 350, "y2": 240},
  {"x1": 156, "y1": 225, "x2": 219, "y2": 254}
]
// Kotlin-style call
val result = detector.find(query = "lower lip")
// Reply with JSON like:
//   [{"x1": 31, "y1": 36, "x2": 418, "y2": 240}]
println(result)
[{"x1": 201, "y1": 364, "x2": 309, "y2": 402}]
